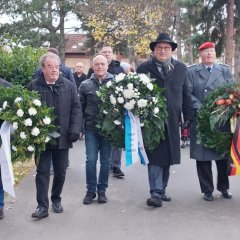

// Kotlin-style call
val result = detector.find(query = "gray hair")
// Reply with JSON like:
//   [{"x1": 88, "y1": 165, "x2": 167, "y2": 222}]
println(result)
[{"x1": 40, "y1": 53, "x2": 61, "y2": 67}]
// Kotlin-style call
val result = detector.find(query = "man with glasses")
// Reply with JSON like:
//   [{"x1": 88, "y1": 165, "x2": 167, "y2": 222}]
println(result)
[
  {"x1": 137, "y1": 32, "x2": 194, "y2": 207},
  {"x1": 188, "y1": 41, "x2": 233, "y2": 201},
  {"x1": 28, "y1": 54, "x2": 82, "y2": 219},
  {"x1": 80, "y1": 55, "x2": 114, "y2": 205}
]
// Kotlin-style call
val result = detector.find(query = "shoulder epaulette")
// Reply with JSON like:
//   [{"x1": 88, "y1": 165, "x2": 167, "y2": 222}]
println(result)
[
  {"x1": 187, "y1": 64, "x2": 197, "y2": 68},
  {"x1": 219, "y1": 63, "x2": 229, "y2": 67}
]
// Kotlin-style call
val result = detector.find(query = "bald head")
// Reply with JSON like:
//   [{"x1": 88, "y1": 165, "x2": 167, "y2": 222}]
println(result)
[{"x1": 92, "y1": 55, "x2": 108, "y2": 80}]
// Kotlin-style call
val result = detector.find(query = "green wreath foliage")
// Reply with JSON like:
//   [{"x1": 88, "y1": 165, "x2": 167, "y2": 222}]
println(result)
[
  {"x1": 197, "y1": 83, "x2": 240, "y2": 155},
  {"x1": 96, "y1": 73, "x2": 168, "y2": 150}
]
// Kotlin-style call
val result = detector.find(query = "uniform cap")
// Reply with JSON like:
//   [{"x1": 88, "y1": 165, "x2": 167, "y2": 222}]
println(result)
[{"x1": 198, "y1": 42, "x2": 215, "y2": 51}]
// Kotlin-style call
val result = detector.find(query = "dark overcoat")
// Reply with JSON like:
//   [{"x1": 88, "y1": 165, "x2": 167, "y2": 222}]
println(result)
[
  {"x1": 188, "y1": 63, "x2": 233, "y2": 161},
  {"x1": 28, "y1": 75, "x2": 82, "y2": 149},
  {"x1": 137, "y1": 58, "x2": 194, "y2": 166}
]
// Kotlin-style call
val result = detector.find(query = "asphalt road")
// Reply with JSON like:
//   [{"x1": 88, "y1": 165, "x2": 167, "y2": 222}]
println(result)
[{"x1": 1, "y1": 140, "x2": 240, "y2": 240}]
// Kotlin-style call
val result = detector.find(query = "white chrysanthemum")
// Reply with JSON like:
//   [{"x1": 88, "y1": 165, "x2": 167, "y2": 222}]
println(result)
[
  {"x1": 124, "y1": 101, "x2": 134, "y2": 110},
  {"x1": 123, "y1": 89, "x2": 134, "y2": 99},
  {"x1": 154, "y1": 107, "x2": 159, "y2": 114},
  {"x1": 117, "y1": 97, "x2": 124, "y2": 104},
  {"x1": 17, "y1": 109, "x2": 24, "y2": 117},
  {"x1": 106, "y1": 81, "x2": 112, "y2": 88},
  {"x1": 110, "y1": 95, "x2": 117, "y2": 105},
  {"x1": 45, "y1": 136, "x2": 50, "y2": 143},
  {"x1": 31, "y1": 127, "x2": 40, "y2": 136},
  {"x1": 24, "y1": 118, "x2": 33, "y2": 126},
  {"x1": 127, "y1": 83, "x2": 134, "y2": 90},
  {"x1": 2, "y1": 101, "x2": 8, "y2": 109},
  {"x1": 147, "y1": 83, "x2": 153, "y2": 91},
  {"x1": 115, "y1": 73, "x2": 126, "y2": 82},
  {"x1": 139, "y1": 74, "x2": 150, "y2": 84},
  {"x1": 33, "y1": 99, "x2": 41, "y2": 106},
  {"x1": 12, "y1": 145, "x2": 17, "y2": 151},
  {"x1": 20, "y1": 131, "x2": 27, "y2": 139},
  {"x1": 28, "y1": 107, "x2": 37, "y2": 116},
  {"x1": 14, "y1": 97, "x2": 22, "y2": 103},
  {"x1": 140, "y1": 123, "x2": 145, "y2": 127},
  {"x1": 43, "y1": 116, "x2": 51, "y2": 125},
  {"x1": 152, "y1": 97, "x2": 157, "y2": 103},
  {"x1": 12, "y1": 122, "x2": 18, "y2": 130},
  {"x1": 103, "y1": 110, "x2": 108, "y2": 115},
  {"x1": 137, "y1": 99, "x2": 148, "y2": 108},
  {"x1": 114, "y1": 120, "x2": 121, "y2": 125},
  {"x1": 27, "y1": 146, "x2": 35, "y2": 152}
]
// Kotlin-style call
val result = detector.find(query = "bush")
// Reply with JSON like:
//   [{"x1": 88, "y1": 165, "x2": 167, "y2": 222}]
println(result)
[{"x1": 0, "y1": 46, "x2": 46, "y2": 86}]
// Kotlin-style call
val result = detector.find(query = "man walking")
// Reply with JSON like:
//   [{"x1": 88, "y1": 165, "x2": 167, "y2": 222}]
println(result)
[
  {"x1": 28, "y1": 53, "x2": 82, "y2": 219},
  {"x1": 79, "y1": 55, "x2": 113, "y2": 205},
  {"x1": 137, "y1": 32, "x2": 194, "y2": 207},
  {"x1": 188, "y1": 41, "x2": 233, "y2": 201}
]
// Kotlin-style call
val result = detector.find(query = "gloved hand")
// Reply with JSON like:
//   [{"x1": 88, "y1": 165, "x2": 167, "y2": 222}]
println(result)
[
  {"x1": 182, "y1": 120, "x2": 191, "y2": 129},
  {"x1": 67, "y1": 133, "x2": 79, "y2": 143}
]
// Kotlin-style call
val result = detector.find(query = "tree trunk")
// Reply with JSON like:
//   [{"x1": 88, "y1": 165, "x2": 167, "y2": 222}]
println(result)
[
  {"x1": 225, "y1": 0, "x2": 234, "y2": 69},
  {"x1": 58, "y1": 2, "x2": 66, "y2": 64},
  {"x1": 234, "y1": 28, "x2": 240, "y2": 82},
  {"x1": 175, "y1": 6, "x2": 182, "y2": 61}
]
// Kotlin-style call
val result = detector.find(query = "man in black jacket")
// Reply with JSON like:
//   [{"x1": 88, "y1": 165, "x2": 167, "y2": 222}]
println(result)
[
  {"x1": 28, "y1": 54, "x2": 82, "y2": 219},
  {"x1": 87, "y1": 45, "x2": 125, "y2": 178},
  {"x1": 80, "y1": 55, "x2": 113, "y2": 205}
]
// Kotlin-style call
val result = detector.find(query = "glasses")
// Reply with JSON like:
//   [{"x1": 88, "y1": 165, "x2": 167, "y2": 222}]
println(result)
[
  {"x1": 155, "y1": 46, "x2": 172, "y2": 52},
  {"x1": 45, "y1": 65, "x2": 60, "y2": 70},
  {"x1": 101, "y1": 50, "x2": 113, "y2": 54},
  {"x1": 201, "y1": 48, "x2": 215, "y2": 54}
]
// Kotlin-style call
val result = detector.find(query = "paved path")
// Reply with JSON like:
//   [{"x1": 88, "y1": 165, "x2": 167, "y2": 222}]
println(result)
[{"x1": 1, "y1": 140, "x2": 240, "y2": 240}]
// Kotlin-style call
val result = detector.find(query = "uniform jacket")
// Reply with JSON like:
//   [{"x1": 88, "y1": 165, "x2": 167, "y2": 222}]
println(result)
[
  {"x1": 87, "y1": 60, "x2": 124, "y2": 78},
  {"x1": 28, "y1": 75, "x2": 82, "y2": 149},
  {"x1": 137, "y1": 58, "x2": 194, "y2": 166},
  {"x1": 188, "y1": 63, "x2": 233, "y2": 161},
  {"x1": 79, "y1": 73, "x2": 114, "y2": 132}
]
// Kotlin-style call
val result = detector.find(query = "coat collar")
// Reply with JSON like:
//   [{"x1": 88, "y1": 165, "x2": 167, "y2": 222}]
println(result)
[{"x1": 196, "y1": 63, "x2": 222, "y2": 88}]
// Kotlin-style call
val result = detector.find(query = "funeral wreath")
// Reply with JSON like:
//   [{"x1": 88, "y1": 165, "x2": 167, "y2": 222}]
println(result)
[
  {"x1": 96, "y1": 73, "x2": 168, "y2": 151},
  {"x1": 0, "y1": 86, "x2": 59, "y2": 162},
  {"x1": 197, "y1": 83, "x2": 240, "y2": 156}
]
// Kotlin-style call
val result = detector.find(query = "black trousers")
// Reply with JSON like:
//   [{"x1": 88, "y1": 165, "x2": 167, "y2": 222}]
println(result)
[
  {"x1": 196, "y1": 159, "x2": 229, "y2": 193},
  {"x1": 35, "y1": 148, "x2": 69, "y2": 209}
]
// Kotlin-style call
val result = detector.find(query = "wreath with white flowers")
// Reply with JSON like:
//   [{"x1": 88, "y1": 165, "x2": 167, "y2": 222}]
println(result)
[
  {"x1": 197, "y1": 83, "x2": 240, "y2": 156},
  {"x1": 96, "y1": 73, "x2": 168, "y2": 151},
  {"x1": 0, "y1": 86, "x2": 59, "y2": 163}
]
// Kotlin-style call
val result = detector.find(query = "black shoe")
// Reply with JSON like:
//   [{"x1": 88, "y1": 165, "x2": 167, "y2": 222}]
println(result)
[
  {"x1": 98, "y1": 192, "x2": 107, "y2": 203},
  {"x1": 221, "y1": 190, "x2": 232, "y2": 199},
  {"x1": 204, "y1": 192, "x2": 213, "y2": 201},
  {"x1": 31, "y1": 207, "x2": 49, "y2": 219},
  {"x1": 161, "y1": 194, "x2": 171, "y2": 202},
  {"x1": 146, "y1": 197, "x2": 162, "y2": 207},
  {"x1": 52, "y1": 202, "x2": 63, "y2": 213},
  {"x1": 0, "y1": 208, "x2": 4, "y2": 219},
  {"x1": 83, "y1": 192, "x2": 96, "y2": 205},
  {"x1": 112, "y1": 167, "x2": 125, "y2": 178}
]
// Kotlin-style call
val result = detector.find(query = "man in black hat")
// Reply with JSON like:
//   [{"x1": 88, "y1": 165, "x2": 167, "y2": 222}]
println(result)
[{"x1": 137, "y1": 32, "x2": 194, "y2": 207}]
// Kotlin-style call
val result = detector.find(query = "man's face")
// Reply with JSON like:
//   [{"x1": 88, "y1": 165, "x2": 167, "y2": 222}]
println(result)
[
  {"x1": 41, "y1": 56, "x2": 60, "y2": 83},
  {"x1": 92, "y1": 56, "x2": 108, "y2": 79},
  {"x1": 199, "y1": 48, "x2": 216, "y2": 65},
  {"x1": 100, "y1": 46, "x2": 113, "y2": 64},
  {"x1": 153, "y1": 42, "x2": 172, "y2": 62},
  {"x1": 75, "y1": 63, "x2": 84, "y2": 74}
]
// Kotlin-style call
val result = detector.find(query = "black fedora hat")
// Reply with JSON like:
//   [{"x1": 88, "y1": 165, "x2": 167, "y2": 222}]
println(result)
[{"x1": 149, "y1": 32, "x2": 177, "y2": 51}]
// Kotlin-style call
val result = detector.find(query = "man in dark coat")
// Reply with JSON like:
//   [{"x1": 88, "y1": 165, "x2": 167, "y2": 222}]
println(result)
[
  {"x1": 73, "y1": 62, "x2": 87, "y2": 90},
  {"x1": 80, "y1": 55, "x2": 113, "y2": 205},
  {"x1": 28, "y1": 54, "x2": 82, "y2": 219},
  {"x1": 188, "y1": 41, "x2": 233, "y2": 201},
  {"x1": 87, "y1": 45, "x2": 125, "y2": 178},
  {"x1": 137, "y1": 32, "x2": 194, "y2": 207},
  {"x1": 0, "y1": 78, "x2": 12, "y2": 219}
]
